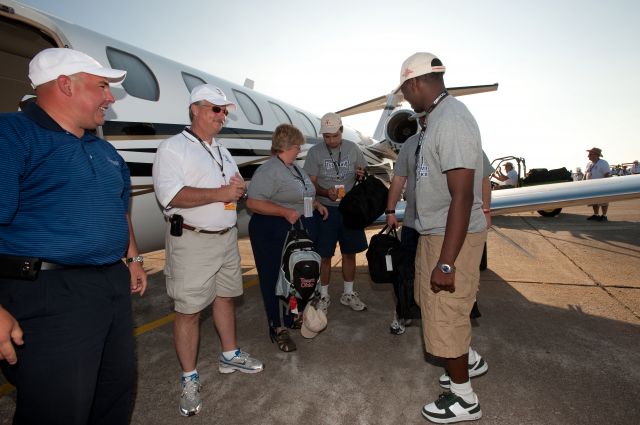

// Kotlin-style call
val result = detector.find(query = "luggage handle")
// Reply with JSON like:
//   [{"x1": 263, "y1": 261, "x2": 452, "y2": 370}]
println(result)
[{"x1": 377, "y1": 224, "x2": 398, "y2": 239}]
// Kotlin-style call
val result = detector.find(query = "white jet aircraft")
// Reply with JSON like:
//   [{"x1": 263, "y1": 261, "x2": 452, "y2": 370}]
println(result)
[{"x1": 1, "y1": 0, "x2": 638, "y2": 254}]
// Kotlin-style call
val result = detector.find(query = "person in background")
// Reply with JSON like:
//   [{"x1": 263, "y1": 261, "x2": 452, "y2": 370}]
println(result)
[
  {"x1": 572, "y1": 167, "x2": 584, "y2": 181},
  {"x1": 584, "y1": 147, "x2": 611, "y2": 222},
  {"x1": 398, "y1": 51, "x2": 488, "y2": 423},
  {"x1": 303, "y1": 112, "x2": 368, "y2": 314},
  {"x1": 631, "y1": 160, "x2": 640, "y2": 175},
  {"x1": 152, "y1": 84, "x2": 263, "y2": 417},
  {"x1": 246, "y1": 124, "x2": 328, "y2": 352},
  {"x1": 0, "y1": 48, "x2": 147, "y2": 425},
  {"x1": 492, "y1": 161, "x2": 518, "y2": 188}
]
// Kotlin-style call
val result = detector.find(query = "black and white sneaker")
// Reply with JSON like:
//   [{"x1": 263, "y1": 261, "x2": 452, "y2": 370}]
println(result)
[
  {"x1": 439, "y1": 354, "x2": 488, "y2": 389},
  {"x1": 422, "y1": 391, "x2": 482, "y2": 423}
]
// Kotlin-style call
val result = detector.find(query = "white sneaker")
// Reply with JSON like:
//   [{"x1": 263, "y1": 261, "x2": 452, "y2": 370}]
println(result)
[
  {"x1": 439, "y1": 351, "x2": 488, "y2": 389},
  {"x1": 316, "y1": 295, "x2": 330, "y2": 315},
  {"x1": 179, "y1": 373, "x2": 202, "y2": 417},
  {"x1": 340, "y1": 291, "x2": 367, "y2": 311},
  {"x1": 422, "y1": 391, "x2": 482, "y2": 423}
]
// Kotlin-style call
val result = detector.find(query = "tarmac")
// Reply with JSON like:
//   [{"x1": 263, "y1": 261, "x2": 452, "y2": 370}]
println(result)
[{"x1": 1, "y1": 199, "x2": 639, "y2": 425}]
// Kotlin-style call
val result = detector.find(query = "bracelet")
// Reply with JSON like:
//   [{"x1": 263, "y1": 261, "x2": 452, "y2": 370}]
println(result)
[{"x1": 385, "y1": 209, "x2": 395, "y2": 215}]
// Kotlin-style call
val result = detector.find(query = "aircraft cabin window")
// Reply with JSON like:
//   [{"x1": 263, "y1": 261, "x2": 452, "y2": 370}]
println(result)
[
  {"x1": 269, "y1": 102, "x2": 292, "y2": 124},
  {"x1": 181, "y1": 72, "x2": 207, "y2": 92},
  {"x1": 296, "y1": 111, "x2": 317, "y2": 137},
  {"x1": 232, "y1": 89, "x2": 263, "y2": 125},
  {"x1": 106, "y1": 47, "x2": 159, "y2": 101}
]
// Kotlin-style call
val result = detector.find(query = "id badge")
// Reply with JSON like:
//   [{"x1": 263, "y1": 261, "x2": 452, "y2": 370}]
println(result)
[{"x1": 304, "y1": 196, "x2": 313, "y2": 218}]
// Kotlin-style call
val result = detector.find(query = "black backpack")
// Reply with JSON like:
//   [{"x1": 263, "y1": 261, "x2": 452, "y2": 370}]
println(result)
[
  {"x1": 366, "y1": 225, "x2": 401, "y2": 283},
  {"x1": 275, "y1": 221, "x2": 321, "y2": 302},
  {"x1": 339, "y1": 173, "x2": 388, "y2": 229},
  {"x1": 392, "y1": 247, "x2": 421, "y2": 320}
]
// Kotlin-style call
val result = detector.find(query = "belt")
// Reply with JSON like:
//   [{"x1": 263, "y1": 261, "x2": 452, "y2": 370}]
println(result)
[
  {"x1": 40, "y1": 261, "x2": 121, "y2": 271},
  {"x1": 182, "y1": 223, "x2": 235, "y2": 235}
]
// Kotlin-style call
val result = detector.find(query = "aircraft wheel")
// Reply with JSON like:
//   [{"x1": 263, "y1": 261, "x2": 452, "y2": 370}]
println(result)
[
  {"x1": 479, "y1": 242, "x2": 487, "y2": 271},
  {"x1": 537, "y1": 208, "x2": 562, "y2": 217}
]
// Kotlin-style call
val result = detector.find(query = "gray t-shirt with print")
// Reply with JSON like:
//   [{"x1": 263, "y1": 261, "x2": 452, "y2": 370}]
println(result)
[
  {"x1": 414, "y1": 96, "x2": 486, "y2": 235},
  {"x1": 303, "y1": 139, "x2": 367, "y2": 207},
  {"x1": 247, "y1": 156, "x2": 315, "y2": 215}
]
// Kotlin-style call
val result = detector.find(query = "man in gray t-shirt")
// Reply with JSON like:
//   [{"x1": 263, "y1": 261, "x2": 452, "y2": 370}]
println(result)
[
  {"x1": 303, "y1": 112, "x2": 368, "y2": 313},
  {"x1": 397, "y1": 52, "x2": 488, "y2": 423}
]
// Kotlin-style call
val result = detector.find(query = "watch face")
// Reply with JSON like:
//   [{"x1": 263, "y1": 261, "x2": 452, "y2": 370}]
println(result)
[{"x1": 439, "y1": 263, "x2": 453, "y2": 273}]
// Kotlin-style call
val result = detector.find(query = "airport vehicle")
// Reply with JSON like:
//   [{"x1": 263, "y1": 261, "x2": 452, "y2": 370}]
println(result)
[
  {"x1": 490, "y1": 155, "x2": 573, "y2": 217},
  {"x1": 2, "y1": 0, "x2": 639, "y2": 255}
]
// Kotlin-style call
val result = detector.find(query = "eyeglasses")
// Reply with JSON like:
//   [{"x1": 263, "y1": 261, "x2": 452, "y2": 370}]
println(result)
[{"x1": 202, "y1": 104, "x2": 229, "y2": 116}]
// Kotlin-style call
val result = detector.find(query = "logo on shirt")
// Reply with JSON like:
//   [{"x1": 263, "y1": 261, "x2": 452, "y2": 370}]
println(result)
[{"x1": 107, "y1": 158, "x2": 120, "y2": 167}]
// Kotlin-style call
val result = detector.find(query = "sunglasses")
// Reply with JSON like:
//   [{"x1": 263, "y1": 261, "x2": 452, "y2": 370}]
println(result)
[{"x1": 202, "y1": 104, "x2": 229, "y2": 116}]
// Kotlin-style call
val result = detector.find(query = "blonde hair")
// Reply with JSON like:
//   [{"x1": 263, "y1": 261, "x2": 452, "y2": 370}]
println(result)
[{"x1": 271, "y1": 124, "x2": 305, "y2": 154}]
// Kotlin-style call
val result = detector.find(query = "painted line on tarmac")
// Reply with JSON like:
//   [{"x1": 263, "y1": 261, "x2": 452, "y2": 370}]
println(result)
[{"x1": 0, "y1": 275, "x2": 261, "y2": 398}]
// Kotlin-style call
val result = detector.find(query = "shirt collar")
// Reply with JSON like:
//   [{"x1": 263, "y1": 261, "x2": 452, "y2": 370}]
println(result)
[{"x1": 22, "y1": 99, "x2": 99, "y2": 141}]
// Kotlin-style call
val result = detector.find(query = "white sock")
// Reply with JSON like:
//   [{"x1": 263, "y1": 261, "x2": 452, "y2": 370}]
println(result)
[
  {"x1": 182, "y1": 369, "x2": 197, "y2": 378},
  {"x1": 450, "y1": 380, "x2": 476, "y2": 404},
  {"x1": 343, "y1": 281, "x2": 354, "y2": 294},
  {"x1": 468, "y1": 347, "x2": 478, "y2": 364},
  {"x1": 222, "y1": 349, "x2": 239, "y2": 360},
  {"x1": 320, "y1": 284, "x2": 329, "y2": 298}
]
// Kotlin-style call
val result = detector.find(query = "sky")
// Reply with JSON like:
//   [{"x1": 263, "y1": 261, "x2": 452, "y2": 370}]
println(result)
[{"x1": 18, "y1": 0, "x2": 640, "y2": 172}]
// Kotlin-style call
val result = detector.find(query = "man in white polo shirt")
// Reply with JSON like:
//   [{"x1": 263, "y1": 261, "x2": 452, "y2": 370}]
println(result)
[{"x1": 153, "y1": 84, "x2": 263, "y2": 417}]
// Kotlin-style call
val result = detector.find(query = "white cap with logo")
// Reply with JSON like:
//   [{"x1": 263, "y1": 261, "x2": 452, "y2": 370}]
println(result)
[
  {"x1": 300, "y1": 304, "x2": 328, "y2": 339},
  {"x1": 396, "y1": 52, "x2": 446, "y2": 92},
  {"x1": 319, "y1": 112, "x2": 342, "y2": 134},
  {"x1": 29, "y1": 48, "x2": 126, "y2": 88},
  {"x1": 189, "y1": 84, "x2": 236, "y2": 111}
]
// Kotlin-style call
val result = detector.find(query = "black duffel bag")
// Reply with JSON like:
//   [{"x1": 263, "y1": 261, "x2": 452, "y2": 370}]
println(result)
[
  {"x1": 366, "y1": 225, "x2": 400, "y2": 283},
  {"x1": 338, "y1": 173, "x2": 388, "y2": 229}
]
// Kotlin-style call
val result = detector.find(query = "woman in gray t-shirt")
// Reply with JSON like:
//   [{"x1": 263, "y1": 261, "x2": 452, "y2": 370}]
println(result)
[{"x1": 247, "y1": 124, "x2": 328, "y2": 352}]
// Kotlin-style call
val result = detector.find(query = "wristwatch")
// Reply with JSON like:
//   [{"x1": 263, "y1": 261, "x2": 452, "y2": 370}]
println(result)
[
  {"x1": 437, "y1": 262, "x2": 455, "y2": 274},
  {"x1": 126, "y1": 255, "x2": 144, "y2": 265}
]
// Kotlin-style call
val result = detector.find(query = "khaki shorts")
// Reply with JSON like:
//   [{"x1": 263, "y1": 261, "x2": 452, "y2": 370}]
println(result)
[
  {"x1": 416, "y1": 230, "x2": 487, "y2": 358},
  {"x1": 164, "y1": 226, "x2": 243, "y2": 314}
]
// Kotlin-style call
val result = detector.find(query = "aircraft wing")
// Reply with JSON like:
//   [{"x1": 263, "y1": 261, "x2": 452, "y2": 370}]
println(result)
[
  {"x1": 337, "y1": 84, "x2": 499, "y2": 117},
  {"x1": 490, "y1": 175, "x2": 640, "y2": 215},
  {"x1": 380, "y1": 175, "x2": 640, "y2": 224}
]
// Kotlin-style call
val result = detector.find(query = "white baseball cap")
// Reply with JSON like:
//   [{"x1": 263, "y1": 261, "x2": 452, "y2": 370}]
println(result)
[
  {"x1": 319, "y1": 112, "x2": 342, "y2": 134},
  {"x1": 396, "y1": 52, "x2": 446, "y2": 92},
  {"x1": 189, "y1": 84, "x2": 236, "y2": 111},
  {"x1": 29, "y1": 48, "x2": 126, "y2": 88},
  {"x1": 300, "y1": 304, "x2": 328, "y2": 339}
]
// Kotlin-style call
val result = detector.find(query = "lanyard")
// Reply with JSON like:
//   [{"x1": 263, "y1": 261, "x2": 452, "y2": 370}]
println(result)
[
  {"x1": 326, "y1": 144, "x2": 342, "y2": 177},
  {"x1": 415, "y1": 90, "x2": 448, "y2": 160},
  {"x1": 277, "y1": 155, "x2": 307, "y2": 191},
  {"x1": 185, "y1": 127, "x2": 226, "y2": 180}
]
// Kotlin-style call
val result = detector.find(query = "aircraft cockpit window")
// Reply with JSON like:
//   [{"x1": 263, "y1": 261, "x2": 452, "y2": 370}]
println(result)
[
  {"x1": 232, "y1": 89, "x2": 263, "y2": 125},
  {"x1": 295, "y1": 111, "x2": 317, "y2": 137},
  {"x1": 106, "y1": 47, "x2": 159, "y2": 101},
  {"x1": 269, "y1": 102, "x2": 292, "y2": 125},
  {"x1": 181, "y1": 72, "x2": 207, "y2": 92}
]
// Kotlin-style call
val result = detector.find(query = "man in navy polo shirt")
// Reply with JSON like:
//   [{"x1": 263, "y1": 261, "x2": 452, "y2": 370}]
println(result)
[{"x1": 0, "y1": 48, "x2": 147, "y2": 425}]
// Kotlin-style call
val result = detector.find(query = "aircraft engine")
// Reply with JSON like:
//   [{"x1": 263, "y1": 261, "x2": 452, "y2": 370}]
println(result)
[{"x1": 384, "y1": 109, "x2": 419, "y2": 150}]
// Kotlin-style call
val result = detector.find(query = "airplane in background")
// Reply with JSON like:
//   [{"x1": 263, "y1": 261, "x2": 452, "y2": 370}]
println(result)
[{"x1": 2, "y1": 0, "x2": 639, "y2": 254}]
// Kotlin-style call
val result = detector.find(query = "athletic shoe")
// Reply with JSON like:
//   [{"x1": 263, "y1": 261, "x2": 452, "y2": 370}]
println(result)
[
  {"x1": 218, "y1": 349, "x2": 264, "y2": 374},
  {"x1": 439, "y1": 354, "x2": 488, "y2": 389},
  {"x1": 390, "y1": 314, "x2": 406, "y2": 335},
  {"x1": 316, "y1": 295, "x2": 330, "y2": 315},
  {"x1": 587, "y1": 214, "x2": 599, "y2": 220},
  {"x1": 422, "y1": 391, "x2": 482, "y2": 423},
  {"x1": 179, "y1": 373, "x2": 202, "y2": 417},
  {"x1": 599, "y1": 215, "x2": 608, "y2": 222},
  {"x1": 340, "y1": 291, "x2": 367, "y2": 311}
]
